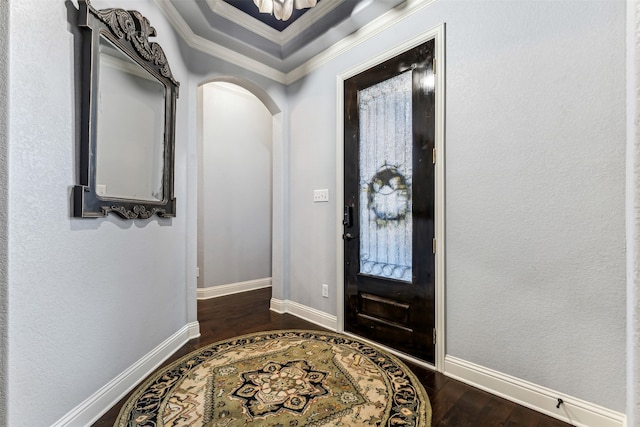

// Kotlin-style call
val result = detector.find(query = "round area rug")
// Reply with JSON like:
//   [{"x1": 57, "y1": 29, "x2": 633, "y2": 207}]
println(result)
[{"x1": 116, "y1": 330, "x2": 432, "y2": 426}]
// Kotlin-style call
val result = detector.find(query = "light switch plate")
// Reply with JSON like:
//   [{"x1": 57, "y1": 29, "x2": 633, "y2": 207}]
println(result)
[{"x1": 313, "y1": 189, "x2": 329, "y2": 202}]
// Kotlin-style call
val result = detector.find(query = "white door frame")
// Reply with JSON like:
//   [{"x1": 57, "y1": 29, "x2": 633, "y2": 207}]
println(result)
[{"x1": 335, "y1": 24, "x2": 446, "y2": 372}]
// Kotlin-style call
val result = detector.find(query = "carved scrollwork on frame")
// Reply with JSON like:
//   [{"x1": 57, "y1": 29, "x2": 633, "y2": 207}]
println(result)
[
  {"x1": 73, "y1": 0, "x2": 179, "y2": 220},
  {"x1": 88, "y1": 1, "x2": 179, "y2": 87},
  {"x1": 101, "y1": 205, "x2": 167, "y2": 219}
]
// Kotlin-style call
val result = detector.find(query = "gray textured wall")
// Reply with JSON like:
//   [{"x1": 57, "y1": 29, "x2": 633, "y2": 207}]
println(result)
[
  {"x1": 0, "y1": 0, "x2": 8, "y2": 424},
  {"x1": 286, "y1": 0, "x2": 626, "y2": 412},
  {"x1": 199, "y1": 82, "x2": 273, "y2": 288},
  {"x1": 627, "y1": 2, "x2": 640, "y2": 425},
  {"x1": 442, "y1": 0, "x2": 625, "y2": 412},
  {"x1": 7, "y1": 1, "x2": 194, "y2": 424}
]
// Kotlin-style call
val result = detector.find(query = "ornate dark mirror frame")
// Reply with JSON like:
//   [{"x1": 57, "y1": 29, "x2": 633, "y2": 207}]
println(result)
[{"x1": 73, "y1": 0, "x2": 179, "y2": 219}]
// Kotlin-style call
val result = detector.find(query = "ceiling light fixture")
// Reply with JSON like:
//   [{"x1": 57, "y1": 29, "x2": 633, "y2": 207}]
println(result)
[{"x1": 253, "y1": 0, "x2": 318, "y2": 21}]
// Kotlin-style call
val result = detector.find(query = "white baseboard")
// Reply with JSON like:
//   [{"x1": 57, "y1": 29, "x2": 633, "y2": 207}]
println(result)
[
  {"x1": 444, "y1": 355, "x2": 626, "y2": 427},
  {"x1": 52, "y1": 321, "x2": 200, "y2": 427},
  {"x1": 270, "y1": 298, "x2": 338, "y2": 331},
  {"x1": 197, "y1": 278, "x2": 272, "y2": 300},
  {"x1": 188, "y1": 321, "x2": 201, "y2": 339}
]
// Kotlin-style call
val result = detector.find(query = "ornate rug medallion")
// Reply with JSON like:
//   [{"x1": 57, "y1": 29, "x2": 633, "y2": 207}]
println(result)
[
  {"x1": 116, "y1": 330, "x2": 432, "y2": 426},
  {"x1": 230, "y1": 359, "x2": 330, "y2": 417}
]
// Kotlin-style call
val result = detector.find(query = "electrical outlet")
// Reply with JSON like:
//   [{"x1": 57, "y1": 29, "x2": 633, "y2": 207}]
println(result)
[
  {"x1": 313, "y1": 189, "x2": 329, "y2": 202},
  {"x1": 322, "y1": 284, "x2": 329, "y2": 298}
]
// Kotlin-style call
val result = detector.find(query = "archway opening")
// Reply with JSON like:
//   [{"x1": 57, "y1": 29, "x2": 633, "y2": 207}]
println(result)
[{"x1": 197, "y1": 80, "x2": 277, "y2": 298}]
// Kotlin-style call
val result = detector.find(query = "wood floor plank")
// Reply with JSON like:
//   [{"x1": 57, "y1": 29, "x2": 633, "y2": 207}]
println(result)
[
  {"x1": 436, "y1": 387, "x2": 494, "y2": 426},
  {"x1": 430, "y1": 379, "x2": 470, "y2": 425},
  {"x1": 92, "y1": 288, "x2": 573, "y2": 426},
  {"x1": 537, "y1": 414, "x2": 577, "y2": 427},
  {"x1": 475, "y1": 397, "x2": 516, "y2": 427},
  {"x1": 505, "y1": 406, "x2": 544, "y2": 427}
]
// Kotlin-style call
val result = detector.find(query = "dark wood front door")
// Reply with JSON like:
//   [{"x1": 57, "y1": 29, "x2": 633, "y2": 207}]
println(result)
[{"x1": 343, "y1": 39, "x2": 435, "y2": 363}]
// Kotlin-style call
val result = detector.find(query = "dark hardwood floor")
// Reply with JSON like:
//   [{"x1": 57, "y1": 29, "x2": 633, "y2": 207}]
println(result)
[{"x1": 93, "y1": 288, "x2": 572, "y2": 426}]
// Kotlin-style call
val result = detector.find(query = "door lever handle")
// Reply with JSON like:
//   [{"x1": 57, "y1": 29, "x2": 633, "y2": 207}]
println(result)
[{"x1": 343, "y1": 233, "x2": 357, "y2": 241}]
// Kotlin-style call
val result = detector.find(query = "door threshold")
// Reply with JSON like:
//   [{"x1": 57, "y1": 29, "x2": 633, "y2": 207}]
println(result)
[{"x1": 341, "y1": 330, "x2": 436, "y2": 371}]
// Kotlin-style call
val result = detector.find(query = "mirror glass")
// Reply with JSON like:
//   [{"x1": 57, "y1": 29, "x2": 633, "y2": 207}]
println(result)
[{"x1": 95, "y1": 35, "x2": 166, "y2": 202}]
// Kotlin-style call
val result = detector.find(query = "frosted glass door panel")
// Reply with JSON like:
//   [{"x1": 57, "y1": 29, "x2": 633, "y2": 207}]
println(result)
[{"x1": 358, "y1": 71, "x2": 413, "y2": 282}]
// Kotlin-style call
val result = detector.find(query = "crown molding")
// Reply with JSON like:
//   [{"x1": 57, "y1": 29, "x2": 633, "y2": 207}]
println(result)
[
  {"x1": 285, "y1": 0, "x2": 438, "y2": 84},
  {"x1": 206, "y1": 0, "x2": 345, "y2": 46},
  {"x1": 206, "y1": 0, "x2": 283, "y2": 42},
  {"x1": 155, "y1": 0, "x2": 438, "y2": 85},
  {"x1": 277, "y1": 0, "x2": 345, "y2": 44},
  {"x1": 154, "y1": 0, "x2": 287, "y2": 84}
]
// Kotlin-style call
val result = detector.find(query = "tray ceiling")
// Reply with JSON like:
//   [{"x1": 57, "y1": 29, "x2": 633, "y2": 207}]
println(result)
[{"x1": 164, "y1": 0, "x2": 406, "y2": 73}]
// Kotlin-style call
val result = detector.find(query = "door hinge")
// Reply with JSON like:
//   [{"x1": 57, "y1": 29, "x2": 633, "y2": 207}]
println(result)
[
  {"x1": 433, "y1": 58, "x2": 436, "y2": 74},
  {"x1": 432, "y1": 238, "x2": 436, "y2": 254},
  {"x1": 432, "y1": 148, "x2": 436, "y2": 164},
  {"x1": 433, "y1": 328, "x2": 437, "y2": 344}
]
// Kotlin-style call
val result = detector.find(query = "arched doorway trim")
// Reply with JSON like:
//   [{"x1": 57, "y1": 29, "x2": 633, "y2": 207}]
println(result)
[
  {"x1": 197, "y1": 76, "x2": 287, "y2": 303},
  {"x1": 200, "y1": 76, "x2": 281, "y2": 115}
]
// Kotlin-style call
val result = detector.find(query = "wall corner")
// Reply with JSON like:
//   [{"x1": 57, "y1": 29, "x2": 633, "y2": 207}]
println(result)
[
  {"x1": 626, "y1": 1, "x2": 640, "y2": 425},
  {"x1": 0, "y1": 0, "x2": 9, "y2": 424}
]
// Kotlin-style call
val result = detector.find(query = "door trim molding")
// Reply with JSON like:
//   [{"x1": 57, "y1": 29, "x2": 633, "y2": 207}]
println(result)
[{"x1": 335, "y1": 23, "x2": 446, "y2": 371}]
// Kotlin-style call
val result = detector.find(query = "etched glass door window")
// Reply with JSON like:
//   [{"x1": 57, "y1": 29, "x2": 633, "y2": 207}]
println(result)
[{"x1": 359, "y1": 70, "x2": 412, "y2": 282}]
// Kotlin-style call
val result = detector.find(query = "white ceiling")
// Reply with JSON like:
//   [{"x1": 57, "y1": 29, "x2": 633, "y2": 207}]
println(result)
[{"x1": 158, "y1": 0, "x2": 407, "y2": 74}]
